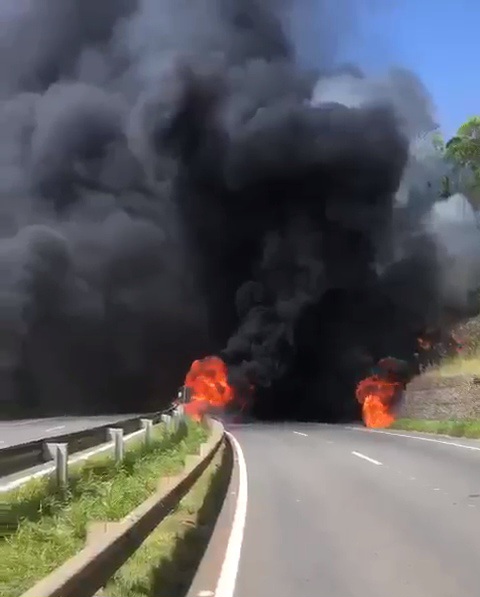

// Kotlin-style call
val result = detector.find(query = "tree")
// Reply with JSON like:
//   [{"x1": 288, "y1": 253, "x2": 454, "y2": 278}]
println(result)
[
  {"x1": 418, "y1": 129, "x2": 459, "y2": 198},
  {"x1": 431, "y1": 130, "x2": 445, "y2": 153},
  {"x1": 445, "y1": 116, "x2": 480, "y2": 204},
  {"x1": 446, "y1": 116, "x2": 480, "y2": 166}
]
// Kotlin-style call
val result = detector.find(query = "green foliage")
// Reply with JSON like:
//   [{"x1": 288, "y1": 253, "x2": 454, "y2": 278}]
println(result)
[
  {"x1": 445, "y1": 116, "x2": 480, "y2": 201},
  {"x1": 104, "y1": 442, "x2": 230, "y2": 597},
  {"x1": 392, "y1": 418, "x2": 480, "y2": 438},
  {"x1": 0, "y1": 420, "x2": 208, "y2": 597},
  {"x1": 431, "y1": 130, "x2": 445, "y2": 152},
  {"x1": 445, "y1": 116, "x2": 480, "y2": 204},
  {"x1": 440, "y1": 174, "x2": 451, "y2": 198}
]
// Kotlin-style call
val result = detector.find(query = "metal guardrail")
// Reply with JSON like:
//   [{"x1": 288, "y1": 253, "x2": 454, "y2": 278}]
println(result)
[
  {"x1": 0, "y1": 407, "x2": 177, "y2": 481},
  {"x1": 19, "y1": 418, "x2": 225, "y2": 597}
]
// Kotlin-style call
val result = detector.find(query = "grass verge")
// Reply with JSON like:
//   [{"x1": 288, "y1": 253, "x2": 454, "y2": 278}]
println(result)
[
  {"x1": 103, "y1": 437, "x2": 232, "y2": 597},
  {"x1": 423, "y1": 351, "x2": 480, "y2": 377},
  {"x1": 391, "y1": 418, "x2": 480, "y2": 438},
  {"x1": 2, "y1": 422, "x2": 191, "y2": 531},
  {"x1": 0, "y1": 419, "x2": 208, "y2": 597}
]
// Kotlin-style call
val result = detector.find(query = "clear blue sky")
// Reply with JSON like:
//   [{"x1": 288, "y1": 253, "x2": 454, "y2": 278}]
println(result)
[
  {"x1": 350, "y1": 0, "x2": 479, "y2": 139},
  {"x1": 302, "y1": 0, "x2": 479, "y2": 140}
]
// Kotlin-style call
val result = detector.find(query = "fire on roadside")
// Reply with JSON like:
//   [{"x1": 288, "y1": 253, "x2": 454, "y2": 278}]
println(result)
[
  {"x1": 183, "y1": 355, "x2": 234, "y2": 420},
  {"x1": 355, "y1": 374, "x2": 404, "y2": 429}
]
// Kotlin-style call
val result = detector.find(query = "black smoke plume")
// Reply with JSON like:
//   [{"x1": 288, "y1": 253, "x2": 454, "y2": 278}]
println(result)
[{"x1": 0, "y1": 0, "x2": 479, "y2": 420}]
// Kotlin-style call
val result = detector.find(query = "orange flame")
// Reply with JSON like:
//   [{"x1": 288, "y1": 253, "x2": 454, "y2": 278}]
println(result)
[
  {"x1": 355, "y1": 375, "x2": 403, "y2": 429},
  {"x1": 183, "y1": 356, "x2": 234, "y2": 421}
]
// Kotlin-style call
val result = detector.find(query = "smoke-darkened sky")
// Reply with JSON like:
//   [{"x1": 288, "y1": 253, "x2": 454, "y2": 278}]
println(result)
[{"x1": 0, "y1": 0, "x2": 478, "y2": 420}]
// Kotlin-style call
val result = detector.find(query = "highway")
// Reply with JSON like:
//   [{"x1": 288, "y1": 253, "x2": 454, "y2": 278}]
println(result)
[
  {"x1": 223, "y1": 423, "x2": 480, "y2": 597},
  {"x1": 0, "y1": 415, "x2": 143, "y2": 448}
]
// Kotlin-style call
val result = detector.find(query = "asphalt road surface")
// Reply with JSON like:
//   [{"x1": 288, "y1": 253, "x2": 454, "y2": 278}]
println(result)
[
  {"x1": 229, "y1": 423, "x2": 480, "y2": 597},
  {"x1": 0, "y1": 415, "x2": 142, "y2": 448}
]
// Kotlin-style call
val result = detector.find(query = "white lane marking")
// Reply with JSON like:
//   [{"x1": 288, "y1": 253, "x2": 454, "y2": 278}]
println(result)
[
  {"x1": 293, "y1": 431, "x2": 308, "y2": 437},
  {"x1": 352, "y1": 451, "x2": 382, "y2": 466},
  {"x1": 198, "y1": 591, "x2": 214, "y2": 596},
  {"x1": 215, "y1": 432, "x2": 248, "y2": 597},
  {"x1": 347, "y1": 426, "x2": 480, "y2": 452},
  {"x1": 45, "y1": 425, "x2": 66, "y2": 433}
]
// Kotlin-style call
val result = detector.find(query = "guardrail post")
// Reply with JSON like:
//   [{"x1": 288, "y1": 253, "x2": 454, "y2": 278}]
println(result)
[
  {"x1": 108, "y1": 428, "x2": 124, "y2": 464},
  {"x1": 140, "y1": 418, "x2": 153, "y2": 447},
  {"x1": 161, "y1": 414, "x2": 172, "y2": 431},
  {"x1": 18, "y1": 419, "x2": 224, "y2": 597},
  {"x1": 179, "y1": 385, "x2": 191, "y2": 404},
  {"x1": 172, "y1": 409, "x2": 179, "y2": 431},
  {"x1": 178, "y1": 405, "x2": 189, "y2": 432},
  {"x1": 45, "y1": 443, "x2": 69, "y2": 489},
  {"x1": 174, "y1": 405, "x2": 186, "y2": 430}
]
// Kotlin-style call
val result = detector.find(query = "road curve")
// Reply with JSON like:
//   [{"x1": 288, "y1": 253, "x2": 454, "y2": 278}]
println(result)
[
  {"x1": 225, "y1": 422, "x2": 480, "y2": 597},
  {"x1": 0, "y1": 414, "x2": 144, "y2": 449}
]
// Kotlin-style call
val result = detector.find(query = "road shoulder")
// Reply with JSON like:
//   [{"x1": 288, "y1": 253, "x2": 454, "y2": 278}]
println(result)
[{"x1": 186, "y1": 434, "x2": 239, "y2": 597}]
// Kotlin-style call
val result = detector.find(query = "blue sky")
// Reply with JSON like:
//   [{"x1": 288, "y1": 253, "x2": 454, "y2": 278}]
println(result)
[
  {"x1": 295, "y1": 0, "x2": 479, "y2": 140},
  {"x1": 351, "y1": 0, "x2": 479, "y2": 140}
]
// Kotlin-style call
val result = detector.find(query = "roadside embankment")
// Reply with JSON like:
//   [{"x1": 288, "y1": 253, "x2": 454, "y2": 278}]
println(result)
[
  {"x1": 102, "y1": 436, "x2": 232, "y2": 597},
  {"x1": 0, "y1": 419, "x2": 208, "y2": 597},
  {"x1": 399, "y1": 373, "x2": 480, "y2": 420}
]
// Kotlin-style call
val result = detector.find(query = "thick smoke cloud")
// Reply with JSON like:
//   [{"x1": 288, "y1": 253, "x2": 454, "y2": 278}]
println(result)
[{"x1": 0, "y1": 0, "x2": 478, "y2": 419}]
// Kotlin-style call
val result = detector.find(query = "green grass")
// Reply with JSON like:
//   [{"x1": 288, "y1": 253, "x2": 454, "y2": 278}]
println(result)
[
  {"x1": 432, "y1": 354, "x2": 480, "y2": 377},
  {"x1": 1, "y1": 422, "x2": 189, "y2": 532},
  {"x1": 391, "y1": 418, "x2": 480, "y2": 438},
  {"x1": 104, "y1": 439, "x2": 232, "y2": 597},
  {"x1": 0, "y1": 419, "x2": 209, "y2": 597}
]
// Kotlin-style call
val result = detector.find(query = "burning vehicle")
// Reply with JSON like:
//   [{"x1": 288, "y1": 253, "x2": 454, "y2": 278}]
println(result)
[{"x1": 355, "y1": 357, "x2": 410, "y2": 429}]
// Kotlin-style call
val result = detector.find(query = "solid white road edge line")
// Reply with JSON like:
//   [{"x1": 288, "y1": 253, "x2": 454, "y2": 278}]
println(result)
[
  {"x1": 215, "y1": 431, "x2": 248, "y2": 597},
  {"x1": 346, "y1": 426, "x2": 480, "y2": 452},
  {"x1": 352, "y1": 450, "x2": 382, "y2": 466},
  {"x1": 293, "y1": 431, "x2": 308, "y2": 437}
]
